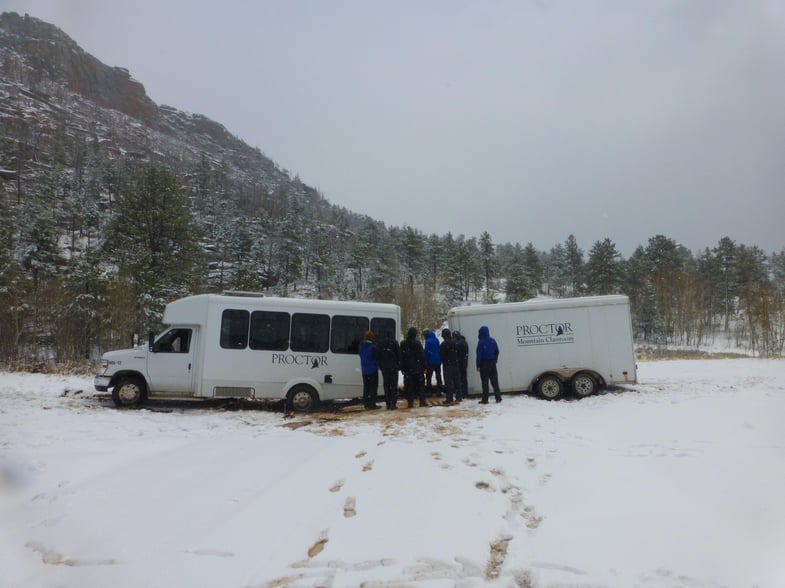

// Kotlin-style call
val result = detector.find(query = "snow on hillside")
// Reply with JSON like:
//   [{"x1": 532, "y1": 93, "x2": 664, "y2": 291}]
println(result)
[{"x1": 1, "y1": 359, "x2": 784, "y2": 587}]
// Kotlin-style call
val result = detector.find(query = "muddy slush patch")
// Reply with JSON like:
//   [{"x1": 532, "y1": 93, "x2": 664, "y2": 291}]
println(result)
[
  {"x1": 485, "y1": 535, "x2": 512, "y2": 580},
  {"x1": 280, "y1": 401, "x2": 484, "y2": 439}
]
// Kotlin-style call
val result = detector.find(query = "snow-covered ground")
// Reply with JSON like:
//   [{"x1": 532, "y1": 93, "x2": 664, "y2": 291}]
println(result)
[{"x1": 1, "y1": 359, "x2": 783, "y2": 588}]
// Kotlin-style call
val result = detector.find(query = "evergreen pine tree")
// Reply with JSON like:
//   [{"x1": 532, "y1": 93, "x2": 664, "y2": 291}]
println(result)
[{"x1": 104, "y1": 166, "x2": 205, "y2": 338}]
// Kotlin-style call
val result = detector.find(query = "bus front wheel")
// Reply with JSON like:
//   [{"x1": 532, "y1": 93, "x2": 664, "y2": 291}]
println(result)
[{"x1": 112, "y1": 376, "x2": 147, "y2": 408}]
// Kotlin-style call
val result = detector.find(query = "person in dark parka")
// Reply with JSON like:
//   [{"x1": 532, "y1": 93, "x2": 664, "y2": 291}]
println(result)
[
  {"x1": 358, "y1": 330, "x2": 380, "y2": 409},
  {"x1": 476, "y1": 325, "x2": 501, "y2": 404},
  {"x1": 453, "y1": 330, "x2": 469, "y2": 400},
  {"x1": 400, "y1": 327, "x2": 428, "y2": 408},
  {"x1": 439, "y1": 328, "x2": 461, "y2": 404},
  {"x1": 375, "y1": 330, "x2": 401, "y2": 410}
]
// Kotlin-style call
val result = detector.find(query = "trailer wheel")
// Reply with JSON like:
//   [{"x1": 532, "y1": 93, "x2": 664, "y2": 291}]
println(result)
[
  {"x1": 287, "y1": 385, "x2": 319, "y2": 412},
  {"x1": 112, "y1": 376, "x2": 147, "y2": 408},
  {"x1": 538, "y1": 375, "x2": 564, "y2": 401},
  {"x1": 572, "y1": 372, "x2": 598, "y2": 398}
]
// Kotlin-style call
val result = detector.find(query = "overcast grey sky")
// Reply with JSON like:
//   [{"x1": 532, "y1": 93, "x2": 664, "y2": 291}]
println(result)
[{"x1": 3, "y1": 0, "x2": 784, "y2": 255}]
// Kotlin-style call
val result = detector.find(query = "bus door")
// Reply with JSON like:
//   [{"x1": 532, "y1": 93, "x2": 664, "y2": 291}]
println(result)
[{"x1": 148, "y1": 328, "x2": 196, "y2": 395}]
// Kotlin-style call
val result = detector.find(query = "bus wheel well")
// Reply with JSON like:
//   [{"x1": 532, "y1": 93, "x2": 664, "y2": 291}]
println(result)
[{"x1": 286, "y1": 384, "x2": 319, "y2": 413}]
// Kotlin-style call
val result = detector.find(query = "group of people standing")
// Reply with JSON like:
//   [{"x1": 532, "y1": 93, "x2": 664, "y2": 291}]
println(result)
[{"x1": 358, "y1": 325, "x2": 502, "y2": 410}]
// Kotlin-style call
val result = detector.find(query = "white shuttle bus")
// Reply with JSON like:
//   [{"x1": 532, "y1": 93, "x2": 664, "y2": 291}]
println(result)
[
  {"x1": 447, "y1": 295, "x2": 637, "y2": 400},
  {"x1": 94, "y1": 293, "x2": 401, "y2": 411}
]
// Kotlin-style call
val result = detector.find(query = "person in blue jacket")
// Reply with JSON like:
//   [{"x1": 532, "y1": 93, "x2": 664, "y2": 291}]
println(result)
[
  {"x1": 358, "y1": 330, "x2": 380, "y2": 409},
  {"x1": 423, "y1": 330, "x2": 443, "y2": 393},
  {"x1": 476, "y1": 325, "x2": 502, "y2": 404}
]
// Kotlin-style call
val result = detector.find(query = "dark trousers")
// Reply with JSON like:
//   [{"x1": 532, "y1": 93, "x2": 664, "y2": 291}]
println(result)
[
  {"x1": 442, "y1": 363, "x2": 460, "y2": 403},
  {"x1": 479, "y1": 360, "x2": 501, "y2": 402},
  {"x1": 362, "y1": 372, "x2": 379, "y2": 407},
  {"x1": 425, "y1": 364, "x2": 443, "y2": 390},
  {"x1": 403, "y1": 371, "x2": 427, "y2": 407},
  {"x1": 381, "y1": 368, "x2": 399, "y2": 408},
  {"x1": 458, "y1": 361, "x2": 468, "y2": 398}
]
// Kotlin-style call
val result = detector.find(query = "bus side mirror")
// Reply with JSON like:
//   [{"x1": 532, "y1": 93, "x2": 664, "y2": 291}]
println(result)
[{"x1": 148, "y1": 331, "x2": 155, "y2": 352}]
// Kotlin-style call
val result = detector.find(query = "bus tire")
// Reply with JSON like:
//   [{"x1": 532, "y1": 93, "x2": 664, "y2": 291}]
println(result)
[
  {"x1": 571, "y1": 372, "x2": 598, "y2": 398},
  {"x1": 537, "y1": 375, "x2": 564, "y2": 401},
  {"x1": 112, "y1": 376, "x2": 147, "y2": 408},
  {"x1": 287, "y1": 385, "x2": 319, "y2": 413}
]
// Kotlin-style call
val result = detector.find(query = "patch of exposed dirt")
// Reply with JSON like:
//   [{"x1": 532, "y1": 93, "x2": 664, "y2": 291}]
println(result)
[
  {"x1": 485, "y1": 535, "x2": 512, "y2": 580},
  {"x1": 307, "y1": 530, "x2": 329, "y2": 558},
  {"x1": 279, "y1": 400, "x2": 484, "y2": 439},
  {"x1": 343, "y1": 496, "x2": 356, "y2": 518}
]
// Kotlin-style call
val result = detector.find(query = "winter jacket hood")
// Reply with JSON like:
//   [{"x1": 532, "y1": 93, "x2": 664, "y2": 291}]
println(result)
[
  {"x1": 475, "y1": 326, "x2": 499, "y2": 367},
  {"x1": 424, "y1": 330, "x2": 441, "y2": 365}
]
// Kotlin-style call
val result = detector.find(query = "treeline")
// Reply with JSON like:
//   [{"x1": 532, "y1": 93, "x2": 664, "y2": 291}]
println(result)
[{"x1": 1, "y1": 153, "x2": 784, "y2": 368}]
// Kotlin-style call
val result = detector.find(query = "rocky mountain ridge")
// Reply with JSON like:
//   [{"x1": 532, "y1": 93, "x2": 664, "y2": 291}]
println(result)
[{"x1": 0, "y1": 11, "x2": 319, "y2": 209}]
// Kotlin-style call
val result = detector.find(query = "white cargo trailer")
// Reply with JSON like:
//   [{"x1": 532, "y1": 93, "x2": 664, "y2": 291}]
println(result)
[
  {"x1": 94, "y1": 293, "x2": 400, "y2": 411},
  {"x1": 447, "y1": 295, "x2": 637, "y2": 400}
]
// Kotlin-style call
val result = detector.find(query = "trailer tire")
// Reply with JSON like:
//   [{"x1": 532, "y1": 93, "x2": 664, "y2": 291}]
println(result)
[
  {"x1": 112, "y1": 376, "x2": 147, "y2": 408},
  {"x1": 572, "y1": 372, "x2": 598, "y2": 398},
  {"x1": 537, "y1": 375, "x2": 564, "y2": 401},
  {"x1": 287, "y1": 385, "x2": 319, "y2": 413}
]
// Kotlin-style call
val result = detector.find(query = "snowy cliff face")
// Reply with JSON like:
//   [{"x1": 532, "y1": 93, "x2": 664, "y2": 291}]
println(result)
[
  {"x1": 0, "y1": 12, "x2": 159, "y2": 125},
  {"x1": 0, "y1": 11, "x2": 314, "y2": 207}
]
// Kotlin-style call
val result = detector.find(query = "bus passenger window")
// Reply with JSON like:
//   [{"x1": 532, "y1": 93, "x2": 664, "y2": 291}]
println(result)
[
  {"x1": 371, "y1": 317, "x2": 397, "y2": 340},
  {"x1": 220, "y1": 309, "x2": 249, "y2": 349},
  {"x1": 250, "y1": 311, "x2": 290, "y2": 350},
  {"x1": 331, "y1": 315, "x2": 369, "y2": 354},
  {"x1": 290, "y1": 313, "x2": 329, "y2": 353}
]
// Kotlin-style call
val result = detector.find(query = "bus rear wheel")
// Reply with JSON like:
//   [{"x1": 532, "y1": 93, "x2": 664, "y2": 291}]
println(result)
[{"x1": 287, "y1": 385, "x2": 319, "y2": 412}]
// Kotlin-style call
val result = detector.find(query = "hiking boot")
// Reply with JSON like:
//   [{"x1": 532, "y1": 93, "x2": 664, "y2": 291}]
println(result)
[{"x1": 479, "y1": 400, "x2": 489, "y2": 405}]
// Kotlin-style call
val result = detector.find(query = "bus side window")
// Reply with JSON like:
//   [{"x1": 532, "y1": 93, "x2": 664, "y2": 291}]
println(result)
[
  {"x1": 331, "y1": 315, "x2": 369, "y2": 354},
  {"x1": 291, "y1": 313, "x2": 329, "y2": 353},
  {"x1": 250, "y1": 311, "x2": 290, "y2": 350},
  {"x1": 221, "y1": 309, "x2": 249, "y2": 349},
  {"x1": 371, "y1": 317, "x2": 396, "y2": 340},
  {"x1": 153, "y1": 329, "x2": 191, "y2": 353}
]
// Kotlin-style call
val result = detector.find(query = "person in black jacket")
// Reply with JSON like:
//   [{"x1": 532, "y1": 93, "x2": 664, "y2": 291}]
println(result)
[
  {"x1": 439, "y1": 328, "x2": 461, "y2": 404},
  {"x1": 453, "y1": 330, "x2": 469, "y2": 401},
  {"x1": 399, "y1": 327, "x2": 428, "y2": 408},
  {"x1": 375, "y1": 331, "x2": 401, "y2": 410}
]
